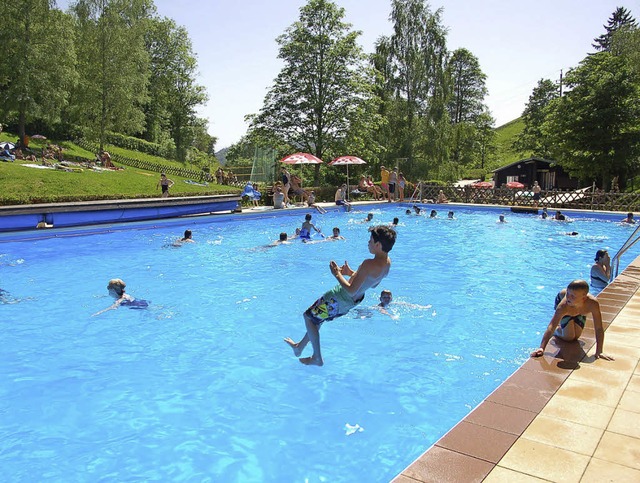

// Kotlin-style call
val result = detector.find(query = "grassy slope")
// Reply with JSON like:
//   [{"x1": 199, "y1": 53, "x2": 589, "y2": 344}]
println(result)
[
  {"x1": 0, "y1": 133, "x2": 235, "y2": 205},
  {"x1": 491, "y1": 118, "x2": 531, "y2": 170}
]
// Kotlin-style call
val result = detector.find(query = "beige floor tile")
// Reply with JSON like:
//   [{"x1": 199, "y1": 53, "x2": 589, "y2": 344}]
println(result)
[
  {"x1": 604, "y1": 326, "x2": 640, "y2": 348},
  {"x1": 568, "y1": 363, "x2": 632, "y2": 387},
  {"x1": 612, "y1": 314, "x2": 640, "y2": 329},
  {"x1": 593, "y1": 431, "x2": 640, "y2": 470},
  {"x1": 539, "y1": 394, "x2": 614, "y2": 429},
  {"x1": 499, "y1": 438, "x2": 589, "y2": 482},
  {"x1": 555, "y1": 378, "x2": 624, "y2": 408},
  {"x1": 618, "y1": 389, "x2": 640, "y2": 413},
  {"x1": 628, "y1": 374, "x2": 640, "y2": 392},
  {"x1": 583, "y1": 344, "x2": 640, "y2": 373},
  {"x1": 521, "y1": 415, "x2": 603, "y2": 456},
  {"x1": 484, "y1": 465, "x2": 548, "y2": 482},
  {"x1": 581, "y1": 457, "x2": 640, "y2": 482},
  {"x1": 608, "y1": 408, "x2": 640, "y2": 439}
]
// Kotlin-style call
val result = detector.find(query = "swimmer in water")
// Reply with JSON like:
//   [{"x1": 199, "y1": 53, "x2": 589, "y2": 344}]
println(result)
[{"x1": 93, "y1": 278, "x2": 145, "y2": 316}]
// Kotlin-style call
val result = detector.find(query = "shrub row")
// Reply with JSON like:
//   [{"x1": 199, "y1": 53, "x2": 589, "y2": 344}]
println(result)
[{"x1": 104, "y1": 132, "x2": 175, "y2": 159}]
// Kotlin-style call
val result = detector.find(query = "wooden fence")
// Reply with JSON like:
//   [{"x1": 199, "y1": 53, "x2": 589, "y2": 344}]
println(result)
[
  {"x1": 409, "y1": 184, "x2": 640, "y2": 212},
  {"x1": 74, "y1": 139, "x2": 214, "y2": 183}
]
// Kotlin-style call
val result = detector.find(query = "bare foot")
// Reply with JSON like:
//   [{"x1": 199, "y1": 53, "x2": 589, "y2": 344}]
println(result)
[
  {"x1": 284, "y1": 337, "x2": 303, "y2": 357},
  {"x1": 299, "y1": 356, "x2": 323, "y2": 366}
]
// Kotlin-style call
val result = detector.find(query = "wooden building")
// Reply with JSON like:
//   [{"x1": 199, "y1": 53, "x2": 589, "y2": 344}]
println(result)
[{"x1": 492, "y1": 157, "x2": 579, "y2": 190}]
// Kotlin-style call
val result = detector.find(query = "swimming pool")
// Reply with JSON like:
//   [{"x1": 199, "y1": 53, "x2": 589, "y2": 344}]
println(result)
[{"x1": 1, "y1": 205, "x2": 638, "y2": 481}]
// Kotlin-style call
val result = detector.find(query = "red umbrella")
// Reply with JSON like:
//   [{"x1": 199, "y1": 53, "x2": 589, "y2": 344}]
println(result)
[
  {"x1": 471, "y1": 181, "x2": 493, "y2": 188},
  {"x1": 506, "y1": 181, "x2": 525, "y2": 189},
  {"x1": 329, "y1": 156, "x2": 367, "y2": 200},
  {"x1": 279, "y1": 152, "x2": 323, "y2": 165}
]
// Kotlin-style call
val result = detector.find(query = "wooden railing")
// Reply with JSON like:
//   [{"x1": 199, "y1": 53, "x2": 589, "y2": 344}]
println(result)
[
  {"x1": 410, "y1": 184, "x2": 640, "y2": 212},
  {"x1": 74, "y1": 139, "x2": 214, "y2": 183}
]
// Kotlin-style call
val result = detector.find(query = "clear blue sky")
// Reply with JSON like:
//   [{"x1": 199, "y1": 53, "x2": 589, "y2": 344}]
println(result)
[{"x1": 58, "y1": 0, "x2": 635, "y2": 149}]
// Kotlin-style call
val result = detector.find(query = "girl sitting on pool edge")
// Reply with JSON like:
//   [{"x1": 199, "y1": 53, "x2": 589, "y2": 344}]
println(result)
[{"x1": 93, "y1": 278, "x2": 148, "y2": 316}]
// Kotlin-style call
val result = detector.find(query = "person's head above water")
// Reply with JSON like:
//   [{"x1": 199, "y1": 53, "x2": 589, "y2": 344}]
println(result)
[
  {"x1": 107, "y1": 278, "x2": 126, "y2": 298},
  {"x1": 183, "y1": 229, "x2": 192, "y2": 240},
  {"x1": 279, "y1": 232, "x2": 288, "y2": 242},
  {"x1": 305, "y1": 213, "x2": 312, "y2": 221},
  {"x1": 379, "y1": 289, "x2": 393, "y2": 307}
]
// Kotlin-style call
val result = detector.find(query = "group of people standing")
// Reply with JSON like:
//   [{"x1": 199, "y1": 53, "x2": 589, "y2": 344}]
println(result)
[{"x1": 379, "y1": 166, "x2": 407, "y2": 202}]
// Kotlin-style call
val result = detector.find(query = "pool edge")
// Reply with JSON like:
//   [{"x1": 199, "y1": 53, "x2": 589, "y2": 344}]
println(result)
[{"x1": 392, "y1": 254, "x2": 640, "y2": 482}]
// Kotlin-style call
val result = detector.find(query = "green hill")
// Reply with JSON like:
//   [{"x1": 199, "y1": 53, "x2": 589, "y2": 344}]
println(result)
[{"x1": 492, "y1": 118, "x2": 530, "y2": 170}]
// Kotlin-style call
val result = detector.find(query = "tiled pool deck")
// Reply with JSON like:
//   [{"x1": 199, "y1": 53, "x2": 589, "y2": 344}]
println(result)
[{"x1": 393, "y1": 255, "x2": 640, "y2": 483}]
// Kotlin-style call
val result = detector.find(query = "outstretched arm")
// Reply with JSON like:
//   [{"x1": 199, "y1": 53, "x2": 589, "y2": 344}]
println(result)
[
  {"x1": 590, "y1": 302, "x2": 614, "y2": 360},
  {"x1": 530, "y1": 312, "x2": 562, "y2": 357},
  {"x1": 92, "y1": 298, "x2": 123, "y2": 317}
]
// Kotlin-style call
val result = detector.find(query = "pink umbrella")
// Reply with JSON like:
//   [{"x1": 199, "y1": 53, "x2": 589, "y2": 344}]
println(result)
[
  {"x1": 471, "y1": 181, "x2": 493, "y2": 188},
  {"x1": 329, "y1": 156, "x2": 367, "y2": 200},
  {"x1": 506, "y1": 181, "x2": 525, "y2": 189},
  {"x1": 279, "y1": 152, "x2": 323, "y2": 165}
]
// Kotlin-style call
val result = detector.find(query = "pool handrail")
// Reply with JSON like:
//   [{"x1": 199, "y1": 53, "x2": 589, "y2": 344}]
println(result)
[{"x1": 611, "y1": 224, "x2": 640, "y2": 279}]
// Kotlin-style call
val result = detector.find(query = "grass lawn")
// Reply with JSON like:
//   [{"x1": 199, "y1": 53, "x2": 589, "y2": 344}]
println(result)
[
  {"x1": 0, "y1": 160, "x2": 238, "y2": 205},
  {"x1": 1, "y1": 131, "x2": 233, "y2": 205}
]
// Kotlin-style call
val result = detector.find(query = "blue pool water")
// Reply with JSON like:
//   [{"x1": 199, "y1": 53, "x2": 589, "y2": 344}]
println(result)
[{"x1": 1, "y1": 205, "x2": 638, "y2": 482}]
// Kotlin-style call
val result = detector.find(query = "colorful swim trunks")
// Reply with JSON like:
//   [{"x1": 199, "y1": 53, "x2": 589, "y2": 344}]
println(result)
[{"x1": 305, "y1": 285, "x2": 364, "y2": 326}]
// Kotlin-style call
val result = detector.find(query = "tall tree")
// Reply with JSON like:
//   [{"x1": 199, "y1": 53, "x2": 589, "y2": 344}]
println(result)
[
  {"x1": 144, "y1": 17, "x2": 208, "y2": 161},
  {"x1": 446, "y1": 48, "x2": 487, "y2": 124},
  {"x1": 512, "y1": 78, "x2": 558, "y2": 158},
  {"x1": 251, "y1": 0, "x2": 379, "y2": 182},
  {"x1": 543, "y1": 52, "x2": 640, "y2": 189},
  {"x1": 446, "y1": 48, "x2": 488, "y2": 165},
  {"x1": 374, "y1": 0, "x2": 449, "y2": 177},
  {"x1": 0, "y1": 1, "x2": 76, "y2": 143},
  {"x1": 592, "y1": 6, "x2": 637, "y2": 52},
  {"x1": 69, "y1": 0, "x2": 153, "y2": 150}
]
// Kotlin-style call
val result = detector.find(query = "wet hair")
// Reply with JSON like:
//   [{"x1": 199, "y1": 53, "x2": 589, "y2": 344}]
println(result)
[
  {"x1": 107, "y1": 278, "x2": 126, "y2": 296},
  {"x1": 279, "y1": 232, "x2": 287, "y2": 241},
  {"x1": 305, "y1": 213, "x2": 312, "y2": 221},
  {"x1": 405, "y1": 209, "x2": 411, "y2": 215},
  {"x1": 567, "y1": 279, "x2": 589, "y2": 293},
  {"x1": 380, "y1": 290, "x2": 392, "y2": 297},
  {"x1": 594, "y1": 249, "x2": 608, "y2": 261},
  {"x1": 392, "y1": 217, "x2": 399, "y2": 225},
  {"x1": 367, "y1": 213, "x2": 373, "y2": 219},
  {"x1": 183, "y1": 229, "x2": 192, "y2": 239},
  {"x1": 332, "y1": 227, "x2": 340, "y2": 234},
  {"x1": 369, "y1": 225, "x2": 396, "y2": 253}
]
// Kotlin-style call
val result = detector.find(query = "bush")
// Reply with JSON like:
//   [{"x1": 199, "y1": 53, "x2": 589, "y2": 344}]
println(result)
[{"x1": 105, "y1": 132, "x2": 174, "y2": 159}]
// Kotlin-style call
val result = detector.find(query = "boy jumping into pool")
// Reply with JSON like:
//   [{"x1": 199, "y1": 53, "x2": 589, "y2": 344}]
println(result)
[
  {"x1": 284, "y1": 225, "x2": 396, "y2": 366},
  {"x1": 530, "y1": 279, "x2": 614, "y2": 361}
]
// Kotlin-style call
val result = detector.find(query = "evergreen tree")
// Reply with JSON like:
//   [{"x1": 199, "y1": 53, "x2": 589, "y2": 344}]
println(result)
[{"x1": 592, "y1": 6, "x2": 638, "y2": 52}]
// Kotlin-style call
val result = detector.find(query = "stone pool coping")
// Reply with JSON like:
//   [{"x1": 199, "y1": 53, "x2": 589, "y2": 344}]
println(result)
[{"x1": 393, "y1": 255, "x2": 640, "y2": 482}]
